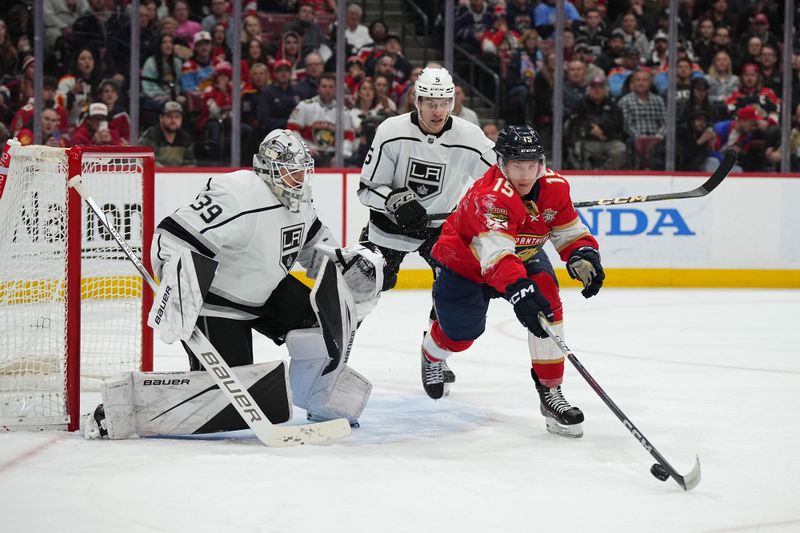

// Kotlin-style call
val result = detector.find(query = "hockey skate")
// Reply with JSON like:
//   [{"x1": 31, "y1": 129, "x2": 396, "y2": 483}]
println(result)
[
  {"x1": 82, "y1": 404, "x2": 108, "y2": 439},
  {"x1": 423, "y1": 331, "x2": 455, "y2": 383},
  {"x1": 531, "y1": 370, "x2": 583, "y2": 438},
  {"x1": 421, "y1": 349, "x2": 449, "y2": 400}
]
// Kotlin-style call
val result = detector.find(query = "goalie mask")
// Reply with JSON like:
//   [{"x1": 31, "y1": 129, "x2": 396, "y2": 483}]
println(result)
[{"x1": 253, "y1": 129, "x2": 314, "y2": 212}]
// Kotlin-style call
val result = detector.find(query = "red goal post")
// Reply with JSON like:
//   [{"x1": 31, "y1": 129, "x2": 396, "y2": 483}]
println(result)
[{"x1": 0, "y1": 145, "x2": 155, "y2": 432}]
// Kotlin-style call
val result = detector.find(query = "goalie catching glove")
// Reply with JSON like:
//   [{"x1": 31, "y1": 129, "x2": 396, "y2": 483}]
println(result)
[
  {"x1": 567, "y1": 246, "x2": 605, "y2": 298},
  {"x1": 385, "y1": 187, "x2": 428, "y2": 231},
  {"x1": 147, "y1": 248, "x2": 218, "y2": 344}
]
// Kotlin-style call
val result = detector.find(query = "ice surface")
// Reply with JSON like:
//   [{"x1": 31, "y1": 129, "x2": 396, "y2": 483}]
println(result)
[{"x1": 1, "y1": 288, "x2": 799, "y2": 532}]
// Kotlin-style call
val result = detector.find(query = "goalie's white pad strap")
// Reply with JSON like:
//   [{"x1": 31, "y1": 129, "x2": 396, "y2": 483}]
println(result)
[
  {"x1": 147, "y1": 247, "x2": 217, "y2": 344},
  {"x1": 528, "y1": 321, "x2": 565, "y2": 364},
  {"x1": 100, "y1": 361, "x2": 291, "y2": 439},
  {"x1": 286, "y1": 328, "x2": 372, "y2": 422}
]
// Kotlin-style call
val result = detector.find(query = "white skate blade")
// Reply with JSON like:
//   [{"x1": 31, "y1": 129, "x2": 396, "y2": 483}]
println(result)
[{"x1": 544, "y1": 417, "x2": 583, "y2": 438}]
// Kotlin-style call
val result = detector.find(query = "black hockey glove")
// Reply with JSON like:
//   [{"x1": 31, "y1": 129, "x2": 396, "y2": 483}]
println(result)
[
  {"x1": 385, "y1": 187, "x2": 428, "y2": 231},
  {"x1": 567, "y1": 246, "x2": 605, "y2": 299},
  {"x1": 504, "y1": 278, "x2": 554, "y2": 339}
]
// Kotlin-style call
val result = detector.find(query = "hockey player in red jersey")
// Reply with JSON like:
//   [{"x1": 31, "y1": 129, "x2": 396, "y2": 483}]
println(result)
[{"x1": 421, "y1": 124, "x2": 605, "y2": 438}]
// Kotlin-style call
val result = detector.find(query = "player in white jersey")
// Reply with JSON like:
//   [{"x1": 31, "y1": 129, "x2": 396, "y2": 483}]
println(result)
[
  {"x1": 84, "y1": 130, "x2": 382, "y2": 439},
  {"x1": 357, "y1": 67, "x2": 496, "y2": 384}
]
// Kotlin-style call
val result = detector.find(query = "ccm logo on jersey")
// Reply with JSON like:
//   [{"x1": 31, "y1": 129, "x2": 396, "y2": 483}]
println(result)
[
  {"x1": 153, "y1": 285, "x2": 172, "y2": 324},
  {"x1": 143, "y1": 379, "x2": 191, "y2": 386},
  {"x1": 280, "y1": 224, "x2": 304, "y2": 271},
  {"x1": 406, "y1": 158, "x2": 445, "y2": 199}
]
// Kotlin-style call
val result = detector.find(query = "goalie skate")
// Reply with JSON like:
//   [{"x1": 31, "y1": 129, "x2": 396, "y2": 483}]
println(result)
[
  {"x1": 532, "y1": 370, "x2": 583, "y2": 438},
  {"x1": 82, "y1": 405, "x2": 108, "y2": 440}
]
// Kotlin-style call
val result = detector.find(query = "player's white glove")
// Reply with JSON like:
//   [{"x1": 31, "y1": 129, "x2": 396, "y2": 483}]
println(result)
[
  {"x1": 307, "y1": 243, "x2": 384, "y2": 321},
  {"x1": 147, "y1": 247, "x2": 218, "y2": 344}
]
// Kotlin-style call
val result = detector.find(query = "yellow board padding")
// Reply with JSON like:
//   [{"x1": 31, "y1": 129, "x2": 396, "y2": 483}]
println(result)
[
  {"x1": 0, "y1": 276, "x2": 143, "y2": 303},
  {"x1": 294, "y1": 268, "x2": 800, "y2": 289}
]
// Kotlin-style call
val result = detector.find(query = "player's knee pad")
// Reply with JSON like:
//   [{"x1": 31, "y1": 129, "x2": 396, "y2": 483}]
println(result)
[
  {"x1": 98, "y1": 361, "x2": 291, "y2": 439},
  {"x1": 285, "y1": 327, "x2": 371, "y2": 422}
]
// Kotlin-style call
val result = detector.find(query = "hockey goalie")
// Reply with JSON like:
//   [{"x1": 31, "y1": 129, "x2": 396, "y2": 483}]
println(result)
[{"x1": 84, "y1": 129, "x2": 383, "y2": 439}]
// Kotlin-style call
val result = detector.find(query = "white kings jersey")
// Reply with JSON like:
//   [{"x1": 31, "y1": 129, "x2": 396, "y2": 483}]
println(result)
[
  {"x1": 151, "y1": 170, "x2": 338, "y2": 320},
  {"x1": 358, "y1": 112, "x2": 496, "y2": 251}
]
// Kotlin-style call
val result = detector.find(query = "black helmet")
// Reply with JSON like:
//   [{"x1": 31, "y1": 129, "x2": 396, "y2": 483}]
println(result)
[{"x1": 494, "y1": 125, "x2": 545, "y2": 161}]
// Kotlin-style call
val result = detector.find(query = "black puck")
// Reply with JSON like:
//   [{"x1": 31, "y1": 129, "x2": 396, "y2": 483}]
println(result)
[{"x1": 650, "y1": 463, "x2": 670, "y2": 481}]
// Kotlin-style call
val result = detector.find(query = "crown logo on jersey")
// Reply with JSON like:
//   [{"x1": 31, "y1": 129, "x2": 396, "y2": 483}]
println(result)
[
  {"x1": 542, "y1": 208, "x2": 557, "y2": 223},
  {"x1": 406, "y1": 158, "x2": 445, "y2": 200}
]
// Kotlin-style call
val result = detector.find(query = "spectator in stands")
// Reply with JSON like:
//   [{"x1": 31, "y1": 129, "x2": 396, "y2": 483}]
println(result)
[
  {"x1": 706, "y1": 50, "x2": 738, "y2": 105},
  {"x1": 564, "y1": 60, "x2": 587, "y2": 117},
  {"x1": 618, "y1": 69, "x2": 665, "y2": 146},
  {"x1": 348, "y1": 77, "x2": 392, "y2": 134},
  {"x1": 296, "y1": 51, "x2": 324, "y2": 100},
  {"x1": 274, "y1": 31, "x2": 303, "y2": 76},
  {"x1": 396, "y1": 84, "x2": 416, "y2": 114},
  {"x1": 596, "y1": 29, "x2": 626, "y2": 74},
  {"x1": 534, "y1": 0, "x2": 582, "y2": 39},
  {"x1": 654, "y1": 56, "x2": 695, "y2": 99},
  {"x1": 566, "y1": 76, "x2": 626, "y2": 170},
  {"x1": 506, "y1": 0, "x2": 535, "y2": 34},
  {"x1": 211, "y1": 22, "x2": 231, "y2": 61},
  {"x1": 713, "y1": 105, "x2": 763, "y2": 172},
  {"x1": 98, "y1": 79, "x2": 129, "y2": 144},
  {"x1": 480, "y1": 7, "x2": 520, "y2": 66},
  {"x1": 395, "y1": 64, "x2": 422, "y2": 108},
  {"x1": 241, "y1": 15, "x2": 264, "y2": 52},
  {"x1": 15, "y1": 106, "x2": 69, "y2": 147},
  {"x1": 701, "y1": 0, "x2": 735, "y2": 33},
  {"x1": 9, "y1": 75, "x2": 68, "y2": 138},
  {"x1": 143, "y1": 33, "x2": 185, "y2": 116},
  {"x1": 575, "y1": 8, "x2": 607, "y2": 59},
  {"x1": 699, "y1": 25, "x2": 738, "y2": 73},
  {"x1": 344, "y1": 3, "x2": 371, "y2": 52},
  {"x1": 742, "y1": 13, "x2": 779, "y2": 53},
  {"x1": 648, "y1": 30, "x2": 668, "y2": 69},
  {"x1": 455, "y1": 0, "x2": 493, "y2": 53},
  {"x1": 202, "y1": 60, "x2": 234, "y2": 149},
  {"x1": 344, "y1": 55, "x2": 365, "y2": 102},
  {"x1": 0, "y1": 54, "x2": 33, "y2": 126},
  {"x1": 740, "y1": 36, "x2": 763, "y2": 68},
  {"x1": 257, "y1": 58, "x2": 299, "y2": 132},
  {"x1": 725, "y1": 63, "x2": 780, "y2": 126},
  {"x1": 172, "y1": 0, "x2": 201, "y2": 44},
  {"x1": 286, "y1": 2, "x2": 330, "y2": 58},
  {"x1": 71, "y1": 0, "x2": 128, "y2": 80},
  {"x1": 242, "y1": 62, "x2": 269, "y2": 139},
  {"x1": 758, "y1": 44, "x2": 781, "y2": 95},
  {"x1": 138, "y1": 101, "x2": 196, "y2": 167},
  {"x1": 366, "y1": 19, "x2": 389, "y2": 51},
  {"x1": 136, "y1": 1, "x2": 161, "y2": 64},
  {"x1": 764, "y1": 103, "x2": 800, "y2": 172},
  {"x1": 71, "y1": 102, "x2": 123, "y2": 146},
  {"x1": 159, "y1": 17, "x2": 193, "y2": 59},
  {"x1": 482, "y1": 122, "x2": 500, "y2": 142},
  {"x1": 676, "y1": 109, "x2": 719, "y2": 171},
  {"x1": 532, "y1": 52, "x2": 556, "y2": 135},
  {"x1": 372, "y1": 73, "x2": 398, "y2": 113},
  {"x1": 678, "y1": 76, "x2": 725, "y2": 126},
  {"x1": 180, "y1": 31, "x2": 216, "y2": 93},
  {"x1": 574, "y1": 42, "x2": 605, "y2": 85},
  {"x1": 56, "y1": 47, "x2": 103, "y2": 127},
  {"x1": 692, "y1": 17, "x2": 715, "y2": 69},
  {"x1": 381, "y1": 34, "x2": 412, "y2": 84},
  {"x1": 453, "y1": 84, "x2": 480, "y2": 126},
  {"x1": 617, "y1": 11, "x2": 650, "y2": 59},
  {"x1": 201, "y1": 0, "x2": 234, "y2": 49},
  {"x1": 607, "y1": 45, "x2": 639, "y2": 99},
  {"x1": 245, "y1": 39, "x2": 270, "y2": 74},
  {"x1": 287, "y1": 72, "x2": 354, "y2": 166},
  {"x1": 44, "y1": 0, "x2": 88, "y2": 50}
]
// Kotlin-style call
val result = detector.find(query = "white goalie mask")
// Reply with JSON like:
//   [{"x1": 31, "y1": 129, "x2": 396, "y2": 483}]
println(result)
[
  {"x1": 414, "y1": 67, "x2": 455, "y2": 113},
  {"x1": 253, "y1": 129, "x2": 314, "y2": 212}
]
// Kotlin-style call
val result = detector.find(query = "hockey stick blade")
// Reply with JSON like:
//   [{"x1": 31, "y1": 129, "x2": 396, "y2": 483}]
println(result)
[
  {"x1": 537, "y1": 314, "x2": 702, "y2": 491},
  {"x1": 572, "y1": 149, "x2": 736, "y2": 208},
  {"x1": 68, "y1": 176, "x2": 351, "y2": 447}
]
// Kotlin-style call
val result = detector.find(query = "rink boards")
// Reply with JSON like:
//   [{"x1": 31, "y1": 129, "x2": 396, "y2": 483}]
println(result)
[{"x1": 155, "y1": 169, "x2": 800, "y2": 288}]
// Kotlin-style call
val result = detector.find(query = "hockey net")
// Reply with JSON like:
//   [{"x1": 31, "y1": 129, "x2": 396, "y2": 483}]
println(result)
[{"x1": 0, "y1": 145, "x2": 154, "y2": 431}]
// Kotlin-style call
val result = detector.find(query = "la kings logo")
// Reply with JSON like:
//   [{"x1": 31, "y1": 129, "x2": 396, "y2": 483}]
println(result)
[
  {"x1": 405, "y1": 157, "x2": 445, "y2": 199},
  {"x1": 280, "y1": 224, "x2": 304, "y2": 272}
]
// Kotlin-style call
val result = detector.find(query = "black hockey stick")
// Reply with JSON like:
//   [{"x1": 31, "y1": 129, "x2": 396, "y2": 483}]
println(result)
[
  {"x1": 538, "y1": 314, "x2": 701, "y2": 491},
  {"x1": 68, "y1": 176, "x2": 351, "y2": 447},
  {"x1": 572, "y1": 149, "x2": 736, "y2": 208},
  {"x1": 426, "y1": 150, "x2": 737, "y2": 221}
]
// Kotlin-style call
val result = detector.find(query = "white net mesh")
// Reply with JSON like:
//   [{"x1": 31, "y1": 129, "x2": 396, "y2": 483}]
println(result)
[{"x1": 0, "y1": 146, "x2": 149, "y2": 429}]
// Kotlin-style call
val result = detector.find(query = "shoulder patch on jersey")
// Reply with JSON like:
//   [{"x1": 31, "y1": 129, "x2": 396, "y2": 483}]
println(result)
[
  {"x1": 280, "y1": 223, "x2": 305, "y2": 272},
  {"x1": 484, "y1": 208, "x2": 509, "y2": 230},
  {"x1": 542, "y1": 208, "x2": 558, "y2": 223},
  {"x1": 405, "y1": 157, "x2": 445, "y2": 199}
]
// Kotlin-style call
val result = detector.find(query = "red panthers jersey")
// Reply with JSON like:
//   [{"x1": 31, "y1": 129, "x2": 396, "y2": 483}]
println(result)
[{"x1": 432, "y1": 165, "x2": 598, "y2": 293}]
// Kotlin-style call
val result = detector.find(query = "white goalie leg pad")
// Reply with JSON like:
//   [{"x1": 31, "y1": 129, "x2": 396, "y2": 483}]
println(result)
[
  {"x1": 286, "y1": 327, "x2": 372, "y2": 423},
  {"x1": 99, "y1": 361, "x2": 291, "y2": 439},
  {"x1": 528, "y1": 320, "x2": 566, "y2": 364}
]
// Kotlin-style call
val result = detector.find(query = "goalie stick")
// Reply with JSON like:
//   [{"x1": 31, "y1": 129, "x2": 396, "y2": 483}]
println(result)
[
  {"x1": 68, "y1": 176, "x2": 351, "y2": 447},
  {"x1": 426, "y1": 150, "x2": 737, "y2": 221},
  {"x1": 538, "y1": 314, "x2": 702, "y2": 491}
]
